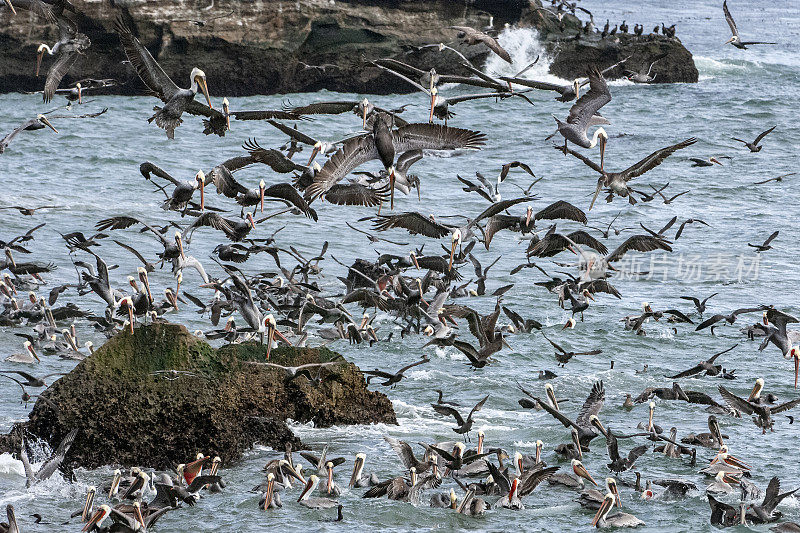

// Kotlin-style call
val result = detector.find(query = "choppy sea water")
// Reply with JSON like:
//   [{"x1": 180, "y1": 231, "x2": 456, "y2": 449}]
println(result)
[{"x1": 1, "y1": 0, "x2": 799, "y2": 530}]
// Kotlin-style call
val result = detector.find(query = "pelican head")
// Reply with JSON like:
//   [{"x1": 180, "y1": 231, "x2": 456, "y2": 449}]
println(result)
[
  {"x1": 360, "y1": 97, "x2": 370, "y2": 129},
  {"x1": 349, "y1": 452, "x2": 366, "y2": 488},
  {"x1": 82, "y1": 505, "x2": 111, "y2": 532},
  {"x1": 515, "y1": 451, "x2": 524, "y2": 475},
  {"x1": 423, "y1": 324, "x2": 434, "y2": 336},
  {"x1": 449, "y1": 229, "x2": 462, "y2": 271},
  {"x1": 263, "y1": 472, "x2": 276, "y2": 509},
  {"x1": 591, "y1": 493, "x2": 615, "y2": 526},
  {"x1": 326, "y1": 461, "x2": 335, "y2": 493},
  {"x1": 174, "y1": 230, "x2": 185, "y2": 260},
  {"x1": 572, "y1": 459, "x2": 597, "y2": 486},
  {"x1": 572, "y1": 79, "x2": 580, "y2": 99},
  {"x1": 35, "y1": 44, "x2": 52, "y2": 77},
  {"x1": 449, "y1": 488, "x2": 458, "y2": 509},
  {"x1": 264, "y1": 313, "x2": 276, "y2": 358},
  {"x1": 86, "y1": 341, "x2": 94, "y2": 354},
  {"x1": 477, "y1": 430, "x2": 485, "y2": 454},
  {"x1": 36, "y1": 114, "x2": 58, "y2": 133},
  {"x1": 593, "y1": 127, "x2": 608, "y2": 172},
  {"x1": 524, "y1": 205, "x2": 533, "y2": 227},
  {"x1": 23, "y1": 340, "x2": 40, "y2": 362},
  {"x1": 709, "y1": 157, "x2": 723, "y2": 166},
  {"x1": 190, "y1": 67, "x2": 212, "y2": 108},
  {"x1": 195, "y1": 170, "x2": 206, "y2": 211},
  {"x1": 535, "y1": 440, "x2": 543, "y2": 463},
  {"x1": 589, "y1": 414, "x2": 606, "y2": 436},
  {"x1": 582, "y1": 288, "x2": 595, "y2": 301},
  {"x1": 747, "y1": 378, "x2": 764, "y2": 401},
  {"x1": 545, "y1": 383, "x2": 559, "y2": 410},
  {"x1": 563, "y1": 317, "x2": 576, "y2": 330},
  {"x1": 606, "y1": 478, "x2": 621, "y2": 506},
  {"x1": 246, "y1": 211, "x2": 256, "y2": 229},
  {"x1": 427, "y1": 86, "x2": 440, "y2": 124}
]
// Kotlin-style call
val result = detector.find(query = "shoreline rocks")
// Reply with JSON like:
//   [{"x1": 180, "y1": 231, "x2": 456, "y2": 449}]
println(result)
[
  {"x1": 0, "y1": 0, "x2": 696, "y2": 98},
  {"x1": 0, "y1": 322, "x2": 396, "y2": 469}
]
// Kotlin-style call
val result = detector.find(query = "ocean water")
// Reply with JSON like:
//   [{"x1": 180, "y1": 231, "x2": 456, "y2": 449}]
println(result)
[{"x1": 1, "y1": 0, "x2": 799, "y2": 530}]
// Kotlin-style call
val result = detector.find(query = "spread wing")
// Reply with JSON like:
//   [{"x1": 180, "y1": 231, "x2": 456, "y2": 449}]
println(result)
[
  {"x1": 723, "y1": 0, "x2": 739, "y2": 38},
  {"x1": 606, "y1": 234, "x2": 672, "y2": 262},
  {"x1": 115, "y1": 17, "x2": 179, "y2": 101},
  {"x1": 718, "y1": 386, "x2": 754, "y2": 415},
  {"x1": 242, "y1": 139, "x2": 307, "y2": 173},
  {"x1": 753, "y1": 125, "x2": 776, "y2": 145},
  {"x1": 264, "y1": 183, "x2": 317, "y2": 220},
  {"x1": 576, "y1": 380, "x2": 604, "y2": 428},
  {"x1": 484, "y1": 214, "x2": 519, "y2": 249},
  {"x1": 372, "y1": 212, "x2": 451, "y2": 238},
  {"x1": 619, "y1": 138, "x2": 697, "y2": 179},
  {"x1": 518, "y1": 466, "x2": 559, "y2": 496},
  {"x1": 265, "y1": 119, "x2": 318, "y2": 146},
  {"x1": 305, "y1": 135, "x2": 378, "y2": 201},
  {"x1": 772, "y1": 397, "x2": 800, "y2": 414},
  {"x1": 431, "y1": 404, "x2": 465, "y2": 425},
  {"x1": 283, "y1": 101, "x2": 358, "y2": 115},
  {"x1": 43, "y1": 51, "x2": 80, "y2": 103},
  {"x1": 325, "y1": 183, "x2": 389, "y2": 207},
  {"x1": 566, "y1": 67, "x2": 611, "y2": 132},
  {"x1": 34, "y1": 429, "x2": 78, "y2": 483},
  {"x1": 535, "y1": 200, "x2": 587, "y2": 224},
  {"x1": 209, "y1": 165, "x2": 248, "y2": 198}
]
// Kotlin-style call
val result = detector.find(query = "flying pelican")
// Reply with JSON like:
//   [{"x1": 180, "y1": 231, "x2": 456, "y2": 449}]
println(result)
[
  {"x1": 35, "y1": 11, "x2": 91, "y2": 102},
  {"x1": 553, "y1": 67, "x2": 611, "y2": 169},
  {"x1": 723, "y1": 1, "x2": 776, "y2": 49},
  {"x1": 719, "y1": 383, "x2": 800, "y2": 432},
  {"x1": 0, "y1": 114, "x2": 58, "y2": 154},
  {"x1": 591, "y1": 492, "x2": 645, "y2": 527},
  {"x1": 732, "y1": 125, "x2": 776, "y2": 151},
  {"x1": 115, "y1": 17, "x2": 219, "y2": 138},
  {"x1": 559, "y1": 138, "x2": 697, "y2": 209},
  {"x1": 449, "y1": 26, "x2": 512, "y2": 63}
]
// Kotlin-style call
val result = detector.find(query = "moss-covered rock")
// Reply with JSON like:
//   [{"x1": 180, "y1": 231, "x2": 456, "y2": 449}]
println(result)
[{"x1": 0, "y1": 322, "x2": 395, "y2": 469}]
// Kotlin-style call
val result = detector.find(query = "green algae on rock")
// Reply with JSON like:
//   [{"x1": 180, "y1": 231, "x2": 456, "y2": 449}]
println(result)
[{"x1": 0, "y1": 322, "x2": 396, "y2": 469}]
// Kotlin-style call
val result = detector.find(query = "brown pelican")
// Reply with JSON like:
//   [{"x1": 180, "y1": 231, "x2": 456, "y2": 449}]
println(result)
[
  {"x1": 0, "y1": 114, "x2": 58, "y2": 154},
  {"x1": 667, "y1": 344, "x2": 735, "y2": 378},
  {"x1": 304, "y1": 120, "x2": 485, "y2": 204},
  {"x1": 431, "y1": 394, "x2": 489, "y2": 437},
  {"x1": 733, "y1": 125, "x2": 776, "y2": 152},
  {"x1": 139, "y1": 163, "x2": 206, "y2": 212},
  {"x1": 748, "y1": 230, "x2": 779, "y2": 252},
  {"x1": 723, "y1": 1, "x2": 776, "y2": 49},
  {"x1": 695, "y1": 305, "x2": 769, "y2": 332},
  {"x1": 258, "y1": 473, "x2": 281, "y2": 509},
  {"x1": 553, "y1": 67, "x2": 610, "y2": 167},
  {"x1": 591, "y1": 492, "x2": 645, "y2": 527},
  {"x1": 604, "y1": 427, "x2": 648, "y2": 473},
  {"x1": 349, "y1": 453, "x2": 379, "y2": 488},
  {"x1": 700, "y1": 445, "x2": 750, "y2": 476},
  {"x1": 449, "y1": 26, "x2": 512, "y2": 63},
  {"x1": 579, "y1": 478, "x2": 621, "y2": 509},
  {"x1": 679, "y1": 292, "x2": 719, "y2": 315},
  {"x1": 719, "y1": 382, "x2": 800, "y2": 432},
  {"x1": 4, "y1": 341, "x2": 40, "y2": 363},
  {"x1": 534, "y1": 380, "x2": 606, "y2": 449},
  {"x1": 747, "y1": 477, "x2": 799, "y2": 524},
  {"x1": 543, "y1": 332, "x2": 602, "y2": 366},
  {"x1": 483, "y1": 200, "x2": 588, "y2": 249},
  {"x1": 19, "y1": 430, "x2": 78, "y2": 487},
  {"x1": 383, "y1": 436, "x2": 431, "y2": 473},
  {"x1": 690, "y1": 157, "x2": 724, "y2": 167},
  {"x1": 1, "y1": 505, "x2": 18, "y2": 533},
  {"x1": 758, "y1": 310, "x2": 800, "y2": 367},
  {"x1": 35, "y1": 12, "x2": 91, "y2": 103},
  {"x1": 708, "y1": 495, "x2": 746, "y2": 527},
  {"x1": 559, "y1": 137, "x2": 697, "y2": 209},
  {"x1": 707, "y1": 471, "x2": 739, "y2": 495},
  {"x1": 115, "y1": 17, "x2": 220, "y2": 138}
]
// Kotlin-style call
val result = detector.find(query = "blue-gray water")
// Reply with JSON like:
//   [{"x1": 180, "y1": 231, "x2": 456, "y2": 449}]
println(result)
[{"x1": 1, "y1": 0, "x2": 799, "y2": 530}]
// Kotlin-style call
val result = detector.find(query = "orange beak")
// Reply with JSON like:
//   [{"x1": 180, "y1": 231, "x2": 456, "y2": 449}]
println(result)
[
  {"x1": 127, "y1": 301, "x2": 134, "y2": 334},
  {"x1": 599, "y1": 134, "x2": 606, "y2": 173},
  {"x1": 27, "y1": 344, "x2": 40, "y2": 363},
  {"x1": 77, "y1": 85, "x2": 82, "y2": 104},
  {"x1": 429, "y1": 92, "x2": 436, "y2": 123},
  {"x1": 260, "y1": 183, "x2": 265, "y2": 213},
  {"x1": 525, "y1": 206, "x2": 532, "y2": 227},
  {"x1": 35, "y1": 50, "x2": 43, "y2": 77},
  {"x1": 307, "y1": 145, "x2": 320, "y2": 166},
  {"x1": 247, "y1": 212, "x2": 256, "y2": 229},
  {"x1": 196, "y1": 75, "x2": 212, "y2": 108},
  {"x1": 198, "y1": 177, "x2": 205, "y2": 212}
]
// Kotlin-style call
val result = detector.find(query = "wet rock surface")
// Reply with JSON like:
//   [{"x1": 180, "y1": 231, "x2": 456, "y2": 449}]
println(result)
[
  {"x1": 0, "y1": 0, "x2": 696, "y2": 97},
  {"x1": 0, "y1": 322, "x2": 395, "y2": 469}
]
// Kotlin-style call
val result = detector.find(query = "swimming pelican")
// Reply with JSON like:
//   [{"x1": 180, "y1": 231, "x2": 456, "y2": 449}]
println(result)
[{"x1": 591, "y1": 492, "x2": 645, "y2": 527}]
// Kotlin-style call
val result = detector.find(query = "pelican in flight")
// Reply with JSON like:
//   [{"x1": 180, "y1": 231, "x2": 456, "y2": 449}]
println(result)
[
  {"x1": 115, "y1": 17, "x2": 219, "y2": 138},
  {"x1": 723, "y1": 1, "x2": 776, "y2": 49},
  {"x1": 0, "y1": 114, "x2": 57, "y2": 154},
  {"x1": 553, "y1": 67, "x2": 611, "y2": 170},
  {"x1": 35, "y1": 10, "x2": 91, "y2": 102}
]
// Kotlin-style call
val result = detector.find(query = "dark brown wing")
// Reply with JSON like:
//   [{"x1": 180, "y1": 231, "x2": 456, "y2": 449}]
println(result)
[
  {"x1": 242, "y1": 139, "x2": 306, "y2": 173},
  {"x1": 500, "y1": 161, "x2": 535, "y2": 181},
  {"x1": 324, "y1": 183, "x2": 389, "y2": 207},
  {"x1": 723, "y1": 0, "x2": 740, "y2": 39},
  {"x1": 556, "y1": 144, "x2": 603, "y2": 173},
  {"x1": 484, "y1": 215, "x2": 520, "y2": 249},
  {"x1": 718, "y1": 386, "x2": 755, "y2": 415},
  {"x1": 518, "y1": 466, "x2": 559, "y2": 496},
  {"x1": 114, "y1": 16, "x2": 179, "y2": 101},
  {"x1": 264, "y1": 183, "x2": 317, "y2": 220},
  {"x1": 576, "y1": 381, "x2": 604, "y2": 428},
  {"x1": 567, "y1": 67, "x2": 611, "y2": 131},
  {"x1": 43, "y1": 51, "x2": 80, "y2": 103},
  {"x1": 431, "y1": 404, "x2": 465, "y2": 425},
  {"x1": 619, "y1": 138, "x2": 697, "y2": 179},
  {"x1": 209, "y1": 165, "x2": 248, "y2": 198},
  {"x1": 229, "y1": 110, "x2": 303, "y2": 121},
  {"x1": 753, "y1": 125, "x2": 776, "y2": 145},
  {"x1": 393, "y1": 123, "x2": 486, "y2": 153},
  {"x1": 283, "y1": 101, "x2": 358, "y2": 115},
  {"x1": 265, "y1": 119, "x2": 318, "y2": 146},
  {"x1": 772, "y1": 397, "x2": 800, "y2": 414},
  {"x1": 306, "y1": 135, "x2": 378, "y2": 201},
  {"x1": 372, "y1": 212, "x2": 451, "y2": 238},
  {"x1": 535, "y1": 200, "x2": 587, "y2": 224},
  {"x1": 606, "y1": 235, "x2": 672, "y2": 262}
]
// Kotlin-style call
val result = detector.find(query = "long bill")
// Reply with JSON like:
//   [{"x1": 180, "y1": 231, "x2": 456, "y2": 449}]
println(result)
[
  {"x1": 40, "y1": 116, "x2": 58, "y2": 133},
  {"x1": 4, "y1": 0, "x2": 16, "y2": 14},
  {"x1": 591, "y1": 496, "x2": 613, "y2": 527},
  {"x1": 349, "y1": 455, "x2": 364, "y2": 488},
  {"x1": 196, "y1": 75, "x2": 213, "y2": 108}
]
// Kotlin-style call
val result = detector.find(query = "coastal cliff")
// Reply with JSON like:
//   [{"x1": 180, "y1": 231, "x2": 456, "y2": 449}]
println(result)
[
  {"x1": 0, "y1": 0, "x2": 697, "y2": 97},
  {"x1": 0, "y1": 323, "x2": 396, "y2": 469}
]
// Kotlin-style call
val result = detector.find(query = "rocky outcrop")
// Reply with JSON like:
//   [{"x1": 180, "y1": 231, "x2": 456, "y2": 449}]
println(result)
[
  {"x1": 0, "y1": 0, "x2": 695, "y2": 97},
  {"x1": 0, "y1": 323, "x2": 395, "y2": 469}
]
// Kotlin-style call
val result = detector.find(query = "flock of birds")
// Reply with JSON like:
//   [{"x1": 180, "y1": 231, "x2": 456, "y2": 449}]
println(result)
[{"x1": 0, "y1": 0, "x2": 796, "y2": 531}]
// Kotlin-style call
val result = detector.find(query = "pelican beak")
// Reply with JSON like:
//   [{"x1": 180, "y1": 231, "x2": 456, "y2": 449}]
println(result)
[
  {"x1": 410, "y1": 253, "x2": 420, "y2": 270},
  {"x1": 508, "y1": 478, "x2": 518, "y2": 502},
  {"x1": 525, "y1": 206, "x2": 532, "y2": 227},
  {"x1": 326, "y1": 463, "x2": 334, "y2": 494},
  {"x1": 77, "y1": 84, "x2": 82, "y2": 104},
  {"x1": 35, "y1": 49, "x2": 43, "y2": 77},
  {"x1": 5, "y1": 249, "x2": 15, "y2": 268},
  {"x1": 599, "y1": 133, "x2": 606, "y2": 173},
  {"x1": 546, "y1": 385, "x2": 559, "y2": 411},
  {"x1": 477, "y1": 432, "x2": 484, "y2": 454},
  {"x1": 572, "y1": 430, "x2": 583, "y2": 459},
  {"x1": 747, "y1": 380, "x2": 762, "y2": 402},
  {"x1": 389, "y1": 168, "x2": 396, "y2": 210},
  {"x1": 27, "y1": 343, "x2": 40, "y2": 363},
  {"x1": 574, "y1": 461, "x2": 597, "y2": 486},
  {"x1": 349, "y1": 455, "x2": 364, "y2": 488},
  {"x1": 4, "y1": 0, "x2": 16, "y2": 14},
  {"x1": 307, "y1": 143, "x2": 321, "y2": 166},
  {"x1": 176, "y1": 232, "x2": 185, "y2": 260},
  {"x1": 574, "y1": 80, "x2": 580, "y2": 100},
  {"x1": 725, "y1": 37, "x2": 734, "y2": 44},
  {"x1": 609, "y1": 481, "x2": 621, "y2": 507},
  {"x1": 449, "y1": 233, "x2": 459, "y2": 271},
  {"x1": 264, "y1": 474, "x2": 275, "y2": 509},
  {"x1": 265, "y1": 320, "x2": 275, "y2": 359},
  {"x1": 723, "y1": 473, "x2": 740, "y2": 485},
  {"x1": 108, "y1": 471, "x2": 121, "y2": 499},
  {"x1": 710, "y1": 157, "x2": 722, "y2": 166},
  {"x1": 362, "y1": 105, "x2": 368, "y2": 129},
  {"x1": 40, "y1": 116, "x2": 58, "y2": 133},
  {"x1": 82, "y1": 508, "x2": 106, "y2": 532},
  {"x1": 223, "y1": 97, "x2": 230, "y2": 130},
  {"x1": 175, "y1": 274, "x2": 182, "y2": 302},
  {"x1": 298, "y1": 477, "x2": 314, "y2": 502},
  {"x1": 429, "y1": 91, "x2": 436, "y2": 123},
  {"x1": 247, "y1": 212, "x2": 256, "y2": 229},
  {"x1": 516, "y1": 454, "x2": 524, "y2": 475},
  {"x1": 139, "y1": 269, "x2": 153, "y2": 304},
  {"x1": 126, "y1": 300, "x2": 135, "y2": 334},
  {"x1": 795, "y1": 352, "x2": 799, "y2": 389},
  {"x1": 133, "y1": 503, "x2": 145, "y2": 529},
  {"x1": 81, "y1": 488, "x2": 95, "y2": 522},
  {"x1": 726, "y1": 454, "x2": 751, "y2": 470},
  {"x1": 196, "y1": 74, "x2": 212, "y2": 108},
  {"x1": 592, "y1": 497, "x2": 613, "y2": 527},
  {"x1": 199, "y1": 174, "x2": 205, "y2": 212},
  {"x1": 260, "y1": 181, "x2": 265, "y2": 213}
]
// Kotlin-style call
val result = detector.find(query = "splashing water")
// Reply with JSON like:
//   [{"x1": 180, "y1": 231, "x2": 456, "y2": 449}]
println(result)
[{"x1": 483, "y1": 27, "x2": 564, "y2": 83}]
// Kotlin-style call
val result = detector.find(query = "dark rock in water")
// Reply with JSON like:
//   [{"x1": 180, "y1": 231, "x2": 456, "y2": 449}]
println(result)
[
  {"x1": 0, "y1": 323, "x2": 395, "y2": 469},
  {"x1": 0, "y1": 0, "x2": 695, "y2": 98}
]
